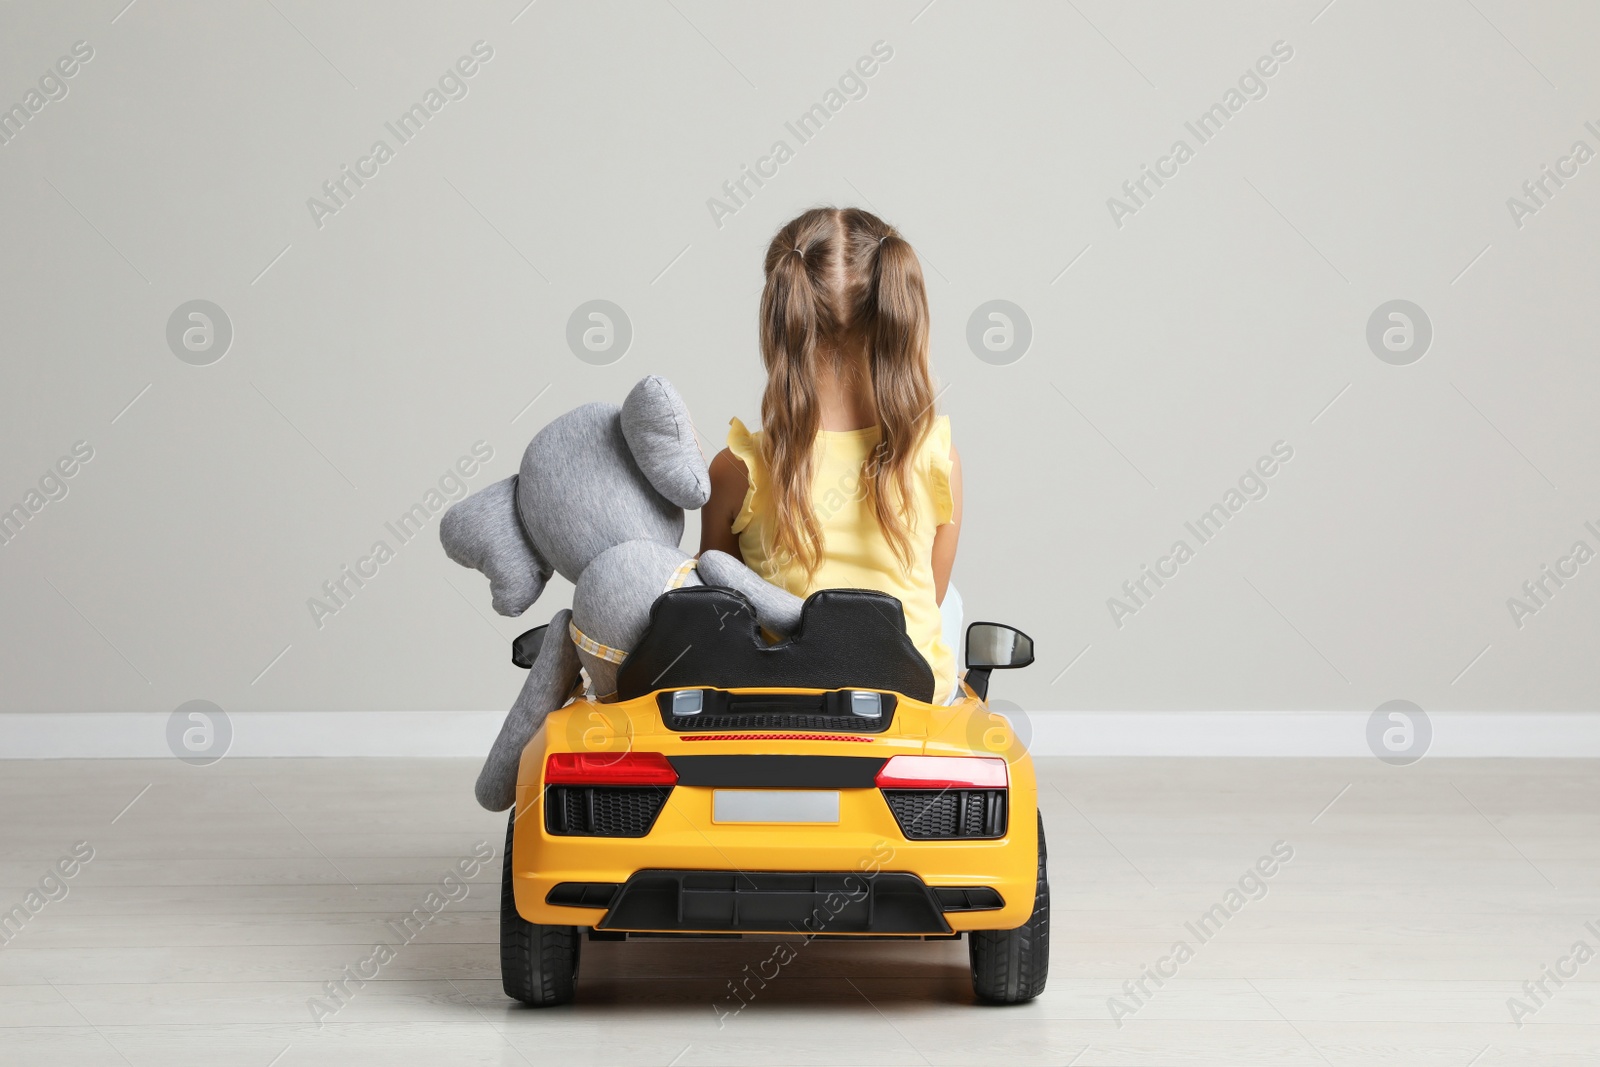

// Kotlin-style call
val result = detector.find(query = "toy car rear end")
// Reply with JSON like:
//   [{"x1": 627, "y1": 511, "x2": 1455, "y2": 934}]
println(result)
[{"x1": 498, "y1": 586, "x2": 1048, "y2": 1005}]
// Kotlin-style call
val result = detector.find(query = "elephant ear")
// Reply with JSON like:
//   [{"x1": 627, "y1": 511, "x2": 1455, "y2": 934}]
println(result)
[
  {"x1": 439, "y1": 476, "x2": 551, "y2": 616},
  {"x1": 620, "y1": 375, "x2": 711, "y2": 509}
]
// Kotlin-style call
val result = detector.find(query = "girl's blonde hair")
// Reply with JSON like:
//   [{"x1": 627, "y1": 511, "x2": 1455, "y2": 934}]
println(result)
[{"x1": 757, "y1": 206, "x2": 935, "y2": 581}]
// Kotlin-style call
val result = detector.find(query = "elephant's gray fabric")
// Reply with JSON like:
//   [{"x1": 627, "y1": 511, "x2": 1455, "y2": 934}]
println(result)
[
  {"x1": 573, "y1": 539, "x2": 705, "y2": 698},
  {"x1": 516, "y1": 401, "x2": 684, "y2": 581},
  {"x1": 475, "y1": 608, "x2": 581, "y2": 812},
  {"x1": 441, "y1": 376, "x2": 801, "y2": 811},
  {"x1": 621, "y1": 375, "x2": 711, "y2": 509},
  {"x1": 439, "y1": 476, "x2": 550, "y2": 617},
  {"x1": 696, "y1": 549, "x2": 804, "y2": 633}
]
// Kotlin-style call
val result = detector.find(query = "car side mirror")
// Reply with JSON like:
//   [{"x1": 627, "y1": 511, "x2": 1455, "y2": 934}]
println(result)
[
  {"x1": 511, "y1": 624, "x2": 549, "y2": 669},
  {"x1": 964, "y1": 622, "x2": 1034, "y2": 700}
]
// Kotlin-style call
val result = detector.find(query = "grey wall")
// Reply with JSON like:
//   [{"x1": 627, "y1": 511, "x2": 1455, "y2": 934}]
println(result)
[{"x1": 2, "y1": 0, "x2": 1595, "y2": 722}]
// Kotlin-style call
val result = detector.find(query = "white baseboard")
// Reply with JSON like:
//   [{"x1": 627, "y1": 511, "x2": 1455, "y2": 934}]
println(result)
[
  {"x1": 2, "y1": 710, "x2": 1599, "y2": 759},
  {"x1": 0, "y1": 711, "x2": 505, "y2": 759},
  {"x1": 1022, "y1": 711, "x2": 1600, "y2": 757}
]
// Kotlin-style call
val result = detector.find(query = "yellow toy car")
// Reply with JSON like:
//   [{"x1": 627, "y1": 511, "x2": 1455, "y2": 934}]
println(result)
[{"x1": 499, "y1": 586, "x2": 1046, "y2": 1005}]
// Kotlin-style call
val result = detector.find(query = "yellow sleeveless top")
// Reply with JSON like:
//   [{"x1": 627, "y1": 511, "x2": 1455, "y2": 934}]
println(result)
[{"x1": 727, "y1": 415, "x2": 956, "y2": 704}]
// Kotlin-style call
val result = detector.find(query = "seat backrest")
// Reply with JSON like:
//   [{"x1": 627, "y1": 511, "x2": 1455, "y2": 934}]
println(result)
[{"x1": 614, "y1": 586, "x2": 936, "y2": 702}]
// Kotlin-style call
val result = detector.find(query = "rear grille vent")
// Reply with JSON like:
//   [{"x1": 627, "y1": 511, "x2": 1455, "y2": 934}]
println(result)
[
  {"x1": 545, "y1": 882, "x2": 622, "y2": 908},
  {"x1": 933, "y1": 886, "x2": 1005, "y2": 912},
  {"x1": 545, "y1": 786, "x2": 671, "y2": 837},
  {"x1": 659, "y1": 690, "x2": 896, "y2": 734},
  {"x1": 679, "y1": 713, "x2": 884, "y2": 732},
  {"x1": 884, "y1": 789, "x2": 1007, "y2": 839}
]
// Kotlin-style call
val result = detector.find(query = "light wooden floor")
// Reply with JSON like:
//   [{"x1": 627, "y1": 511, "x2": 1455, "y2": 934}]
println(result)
[{"x1": 1, "y1": 756, "x2": 1596, "y2": 1066}]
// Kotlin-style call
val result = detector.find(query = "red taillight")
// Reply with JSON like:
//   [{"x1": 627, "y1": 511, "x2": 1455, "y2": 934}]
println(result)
[
  {"x1": 875, "y1": 755, "x2": 1008, "y2": 790},
  {"x1": 545, "y1": 751, "x2": 678, "y2": 786}
]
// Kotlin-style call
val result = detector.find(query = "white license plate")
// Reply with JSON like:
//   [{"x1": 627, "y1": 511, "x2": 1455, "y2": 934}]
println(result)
[{"x1": 712, "y1": 789, "x2": 840, "y2": 824}]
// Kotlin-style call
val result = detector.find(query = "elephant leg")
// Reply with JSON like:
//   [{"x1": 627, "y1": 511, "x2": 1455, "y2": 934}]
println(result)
[{"x1": 475, "y1": 608, "x2": 581, "y2": 812}]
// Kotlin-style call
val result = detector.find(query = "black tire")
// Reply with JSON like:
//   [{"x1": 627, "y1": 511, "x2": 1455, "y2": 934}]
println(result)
[
  {"x1": 970, "y1": 811, "x2": 1050, "y2": 1004},
  {"x1": 500, "y1": 811, "x2": 581, "y2": 1006}
]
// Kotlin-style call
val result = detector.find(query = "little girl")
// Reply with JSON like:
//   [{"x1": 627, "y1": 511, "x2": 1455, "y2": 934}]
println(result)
[{"x1": 700, "y1": 207, "x2": 962, "y2": 703}]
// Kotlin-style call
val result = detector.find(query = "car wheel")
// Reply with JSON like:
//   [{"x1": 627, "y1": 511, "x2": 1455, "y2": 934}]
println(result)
[
  {"x1": 969, "y1": 811, "x2": 1049, "y2": 1004},
  {"x1": 500, "y1": 811, "x2": 581, "y2": 1006}
]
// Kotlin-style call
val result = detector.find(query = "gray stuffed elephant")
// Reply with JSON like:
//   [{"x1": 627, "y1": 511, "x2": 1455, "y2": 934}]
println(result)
[{"x1": 440, "y1": 376, "x2": 803, "y2": 811}]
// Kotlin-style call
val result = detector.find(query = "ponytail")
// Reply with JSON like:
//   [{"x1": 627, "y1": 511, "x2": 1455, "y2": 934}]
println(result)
[
  {"x1": 864, "y1": 231, "x2": 934, "y2": 569},
  {"x1": 758, "y1": 239, "x2": 826, "y2": 576}
]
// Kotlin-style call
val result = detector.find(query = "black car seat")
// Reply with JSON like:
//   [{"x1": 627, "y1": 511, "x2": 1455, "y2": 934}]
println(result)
[{"x1": 614, "y1": 586, "x2": 936, "y2": 702}]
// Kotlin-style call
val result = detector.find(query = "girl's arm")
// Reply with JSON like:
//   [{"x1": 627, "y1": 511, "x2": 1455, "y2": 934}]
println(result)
[
  {"x1": 698, "y1": 448, "x2": 747, "y2": 560},
  {"x1": 932, "y1": 444, "x2": 962, "y2": 605}
]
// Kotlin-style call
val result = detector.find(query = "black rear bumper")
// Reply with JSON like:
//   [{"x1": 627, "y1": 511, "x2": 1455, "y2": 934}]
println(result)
[{"x1": 593, "y1": 870, "x2": 954, "y2": 935}]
